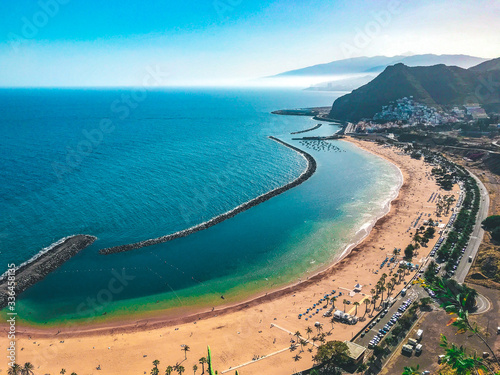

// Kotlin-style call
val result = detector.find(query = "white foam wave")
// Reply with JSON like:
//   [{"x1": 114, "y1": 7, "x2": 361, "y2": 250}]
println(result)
[{"x1": 0, "y1": 235, "x2": 74, "y2": 281}]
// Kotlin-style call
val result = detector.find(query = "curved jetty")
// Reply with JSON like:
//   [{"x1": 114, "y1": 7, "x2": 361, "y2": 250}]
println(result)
[
  {"x1": 0, "y1": 234, "x2": 96, "y2": 309},
  {"x1": 292, "y1": 134, "x2": 344, "y2": 141},
  {"x1": 100, "y1": 137, "x2": 317, "y2": 255},
  {"x1": 290, "y1": 123, "x2": 322, "y2": 135}
]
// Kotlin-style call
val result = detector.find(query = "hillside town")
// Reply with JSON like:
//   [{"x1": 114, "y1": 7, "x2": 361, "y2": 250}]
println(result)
[{"x1": 348, "y1": 97, "x2": 493, "y2": 133}]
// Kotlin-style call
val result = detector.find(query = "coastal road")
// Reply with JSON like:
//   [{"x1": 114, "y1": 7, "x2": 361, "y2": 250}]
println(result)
[
  {"x1": 453, "y1": 169, "x2": 489, "y2": 283},
  {"x1": 355, "y1": 286, "x2": 422, "y2": 348}
]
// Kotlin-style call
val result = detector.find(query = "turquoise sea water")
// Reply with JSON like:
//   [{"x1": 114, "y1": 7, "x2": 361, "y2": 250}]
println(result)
[{"x1": 0, "y1": 88, "x2": 401, "y2": 324}]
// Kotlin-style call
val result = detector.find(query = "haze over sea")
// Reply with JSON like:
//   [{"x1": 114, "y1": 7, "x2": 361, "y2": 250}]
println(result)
[{"x1": 0, "y1": 88, "x2": 400, "y2": 324}]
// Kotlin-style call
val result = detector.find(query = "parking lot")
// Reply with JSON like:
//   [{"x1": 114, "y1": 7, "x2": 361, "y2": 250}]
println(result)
[{"x1": 355, "y1": 286, "x2": 419, "y2": 348}]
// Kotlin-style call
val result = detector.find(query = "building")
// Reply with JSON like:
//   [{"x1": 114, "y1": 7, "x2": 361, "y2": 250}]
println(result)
[
  {"x1": 344, "y1": 341, "x2": 367, "y2": 364},
  {"x1": 464, "y1": 104, "x2": 489, "y2": 119}
]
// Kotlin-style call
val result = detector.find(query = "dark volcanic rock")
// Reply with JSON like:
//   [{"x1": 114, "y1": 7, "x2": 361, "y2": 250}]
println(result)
[{"x1": 0, "y1": 235, "x2": 96, "y2": 310}]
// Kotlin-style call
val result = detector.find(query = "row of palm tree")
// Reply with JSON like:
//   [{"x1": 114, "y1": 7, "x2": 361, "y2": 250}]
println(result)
[
  {"x1": 8, "y1": 363, "x2": 79, "y2": 375},
  {"x1": 150, "y1": 345, "x2": 192, "y2": 375},
  {"x1": 151, "y1": 360, "x2": 185, "y2": 375},
  {"x1": 367, "y1": 266, "x2": 410, "y2": 316},
  {"x1": 8, "y1": 346, "x2": 236, "y2": 375},
  {"x1": 8, "y1": 363, "x2": 80, "y2": 375}
]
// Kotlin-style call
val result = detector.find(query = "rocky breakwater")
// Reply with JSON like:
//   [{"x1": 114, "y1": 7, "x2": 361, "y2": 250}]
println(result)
[
  {"x1": 0, "y1": 235, "x2": 96, "y2": 310},
  {"x1": 290, "y1": 123, "x2": 322, "y2": 135},
  {"x1": 99, "y1": 137, "x2": 317, "y2": 255}
]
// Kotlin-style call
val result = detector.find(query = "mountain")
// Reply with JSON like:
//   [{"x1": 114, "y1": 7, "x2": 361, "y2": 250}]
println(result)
[
  {"x1": 469, "y1": 57, "x2": 500, "y2": 73},
  {"x1": 329, "y1": 58, "x2": 500, "y2": 122},
  {"x1": 273, "y1": 54, "x2": 488, "y2": 77}
]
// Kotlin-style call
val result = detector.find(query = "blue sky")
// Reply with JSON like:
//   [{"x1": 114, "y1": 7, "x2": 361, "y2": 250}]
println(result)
[{"x1": 1, "y1": 0, "x2": 499, "y2": 86}]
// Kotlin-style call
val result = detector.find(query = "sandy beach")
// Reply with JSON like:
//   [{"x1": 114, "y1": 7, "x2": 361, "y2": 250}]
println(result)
[{"x1": 1, "y1": 138, "x2": 459, "y2": 375}]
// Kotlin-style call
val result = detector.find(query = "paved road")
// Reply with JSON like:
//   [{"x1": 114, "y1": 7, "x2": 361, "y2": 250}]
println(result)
[
  {"x1": 355, "y1": 286, "x2": 423, "y2": 347},
  {"x1": 454, "y1": 169, "x2": 489, "y2": 282},
  {"x1": 354, "y1": 167, "x2": 489, "y2": 350},
  {"x1": 472, "y1": 293, "x2": 491, "y2": 315},
  {"x1": 344, "y1": 122, "x2": 356, "y2": 134}
]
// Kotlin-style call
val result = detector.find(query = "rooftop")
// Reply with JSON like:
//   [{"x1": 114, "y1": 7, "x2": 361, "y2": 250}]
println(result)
[{"x1": 344, "y1": 341, "x2": 367, "y2": 361}]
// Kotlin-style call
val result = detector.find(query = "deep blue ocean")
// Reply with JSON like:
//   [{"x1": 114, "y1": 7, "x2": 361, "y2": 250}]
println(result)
[{"x1": 0, "y1": 88, "x2": 401, "y2": 324}]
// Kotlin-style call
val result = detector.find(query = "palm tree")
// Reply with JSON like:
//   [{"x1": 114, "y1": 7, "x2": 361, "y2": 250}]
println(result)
[
  {"x1": 435, "y1": 282, "x2": 499, "y2": 365},
  {"x1": 7, "y1": 364, "x2": 21, "y2": 375},
  {"x1": 298, "y1": 338, "x2": 305, "y2": 352},
  {"x1": 70, "y1": 373, "x2": 78, "y2": 375},
  {"x1": 331, "y1": 296, "x2": 337, "y2": 309},
  {"x1": 306, "y1": 326, "x2": 313, "y2": 339},
  {"x1": 294, "y1": 330, "x2": 302, "y2": 346},
  {"x1": 391, "y1": 276, "x2": 397, "y2": 286},
  {"x1": 316, "y1": 324, "x2": 323, "y2": 335},
  {"x1": 402, "y1": 263, "x2": 410, "y2": 276},
  {"x1": 177, "y1": 365, "x2": 185, "y2": 375},
  {"x1": 440, "y1": 335, "x2": 489, "y2": 375},
  {"x1": 22, "y1": 363, "x2": 34, "y2": 375},
  {"x1": 182, "y1": 345, "x2": 190, "y2": 360},
  {"x1": 402, "y1": 365, "x2": 420, "y2": 375},
  {"x1": 151, "y1": 368, "x2": 160, "y2": 375},
  {"x1": 198, "y1": 357, "x2": 207, "y2": 374},
  {"x1": 153, "y1": 360, "x2": 160, "y2": 368},
  {"x1": 363, "y1": 298, "x2": 371, "y2": 317},
  {"x1": 342, "y1": 299, "x2": 348, "y2": 312},
  {"x1": 398, "y1": 268, "x2": 404, "y2": 282},
  {"x1": 379, "y1": 285, "x2": 387, "y2": 303},
  {"x1": 372, "y1": 295, "x2": 380, "y2": 309},
  {"x1": 353, "y1": 301, "x2": 360, "y2": 316},
  {"x1": 60, "y1": 370, "x2": 66, "y2": 375},
  {"x1": 193, "y1": 364, "x2": 198, "y2": 375},
  {"x1": 300, "y1": 339, "x2": 308, "y2": 350},
  {"x1": 293, "y1": 354, "x2": 301, "y2": 362},
  {"x1": 166, "y1": 366, "x2": 174, "y2": 375},
  {"x1": 386, "y1": 282, "x2": 394, "y2": 296}
]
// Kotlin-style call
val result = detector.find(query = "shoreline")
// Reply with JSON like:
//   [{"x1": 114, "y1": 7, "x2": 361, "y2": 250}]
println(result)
[
  {"x1": 7, "y1": 138, "x2": 404, "y2": 336},
  {"x1": 99, "y1": 136, "x2": 317, "y2": 255},
  {"x1": 5, "y1": 136, "x2": 458, "y2": 375},
  {"x1": 334, "y1": 138, "x2": 404, "y2": 264},
  {"x1": 0, "y1": 235, "x2": 96, "y2": 310}
]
